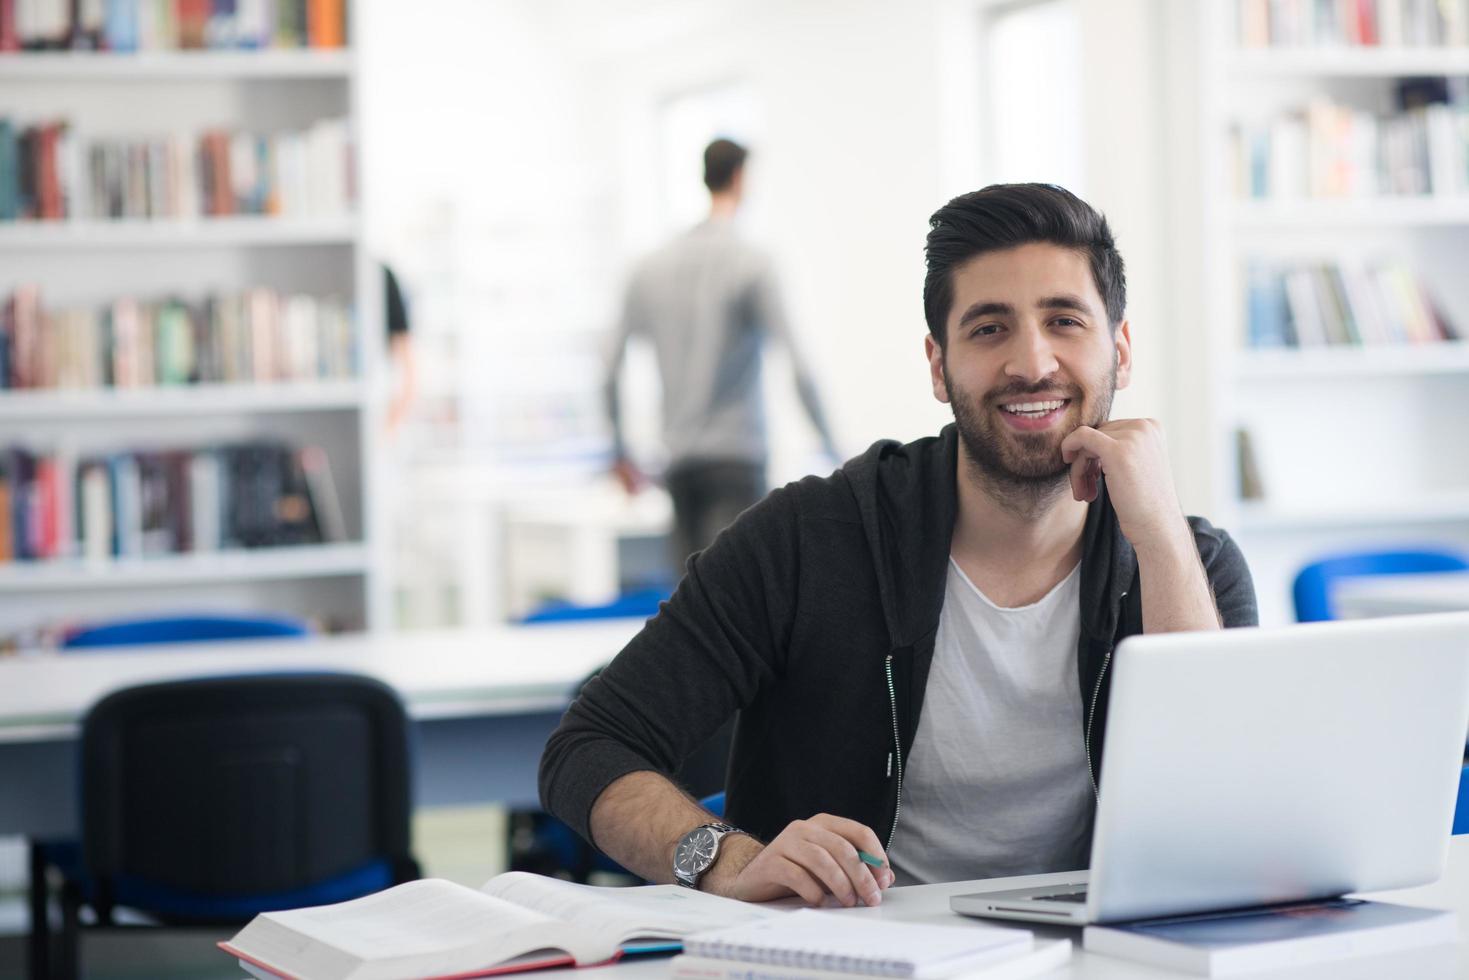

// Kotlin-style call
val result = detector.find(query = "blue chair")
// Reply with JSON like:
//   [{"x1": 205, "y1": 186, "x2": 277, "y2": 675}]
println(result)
[
  {"x1": 519, "y1": 587, "x2": 671, "y2": 624},
  {"x1": 61, "y1": 613, "x2": 309, "y2": 648},
  {"x1": 29, "y1": 673, "x2": 419, "y2": 979},
  {"x1": 1292, "y1": 549, "x2": 1469, "y2": 622},
  {"x1": 702, "y1": 792, "x2": 726, "y2": 817},
  {"x1": 1456, "y1": 766, "x2": 1469, "y2": 837}
]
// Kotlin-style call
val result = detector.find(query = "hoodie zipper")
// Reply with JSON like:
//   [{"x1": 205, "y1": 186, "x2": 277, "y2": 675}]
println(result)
[
  {"x1": 1083, "y1": 647, "x2": 1111, "y2": 801},
  {"x1": 1084, "y1": 590, "x2": 1126, "y2": 800},
  {"x1": 884, "y1": 654, "x2": 904, "y2": 851}
]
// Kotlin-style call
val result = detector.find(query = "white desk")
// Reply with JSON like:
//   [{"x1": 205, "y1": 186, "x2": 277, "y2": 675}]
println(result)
[
  {"x1": 0, "y1": 621, "x2": 643, "y2": 836},
  {"x1": 530, "y1": 838, "x2": 1469, "y2": 980},
  {"x1": 1335, "y1": 572, "x2": 1469, "y2": 620}
]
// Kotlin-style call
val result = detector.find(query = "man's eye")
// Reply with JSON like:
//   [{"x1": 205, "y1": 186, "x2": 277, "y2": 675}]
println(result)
[
  {"x1": 973, "y1": 324, "x2": 1001, "y2": 337},
  {"x1": 1054, "y1": 317, "x2": 1082, "y2": 328}
]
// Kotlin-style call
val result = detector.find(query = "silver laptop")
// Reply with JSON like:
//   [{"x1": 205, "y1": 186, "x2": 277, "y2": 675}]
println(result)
[{"x1": 950, "y1": 612, "x2": 1469, "y2": 926}]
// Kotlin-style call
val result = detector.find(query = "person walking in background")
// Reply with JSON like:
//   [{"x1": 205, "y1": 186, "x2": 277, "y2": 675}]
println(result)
[{"x1": 605, "y1": 138, "x2": 839, "y2": 568}]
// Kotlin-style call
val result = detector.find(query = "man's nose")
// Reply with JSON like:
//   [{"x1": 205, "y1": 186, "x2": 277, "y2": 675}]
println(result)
[{"x1": 1003, "y1": 325, "x2": 1060, "y2": 382}]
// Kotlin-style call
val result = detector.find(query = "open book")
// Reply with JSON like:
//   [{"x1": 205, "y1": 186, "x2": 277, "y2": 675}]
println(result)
[{"x1": 219, "y1": 871, "x2": 775, "y2": 980}]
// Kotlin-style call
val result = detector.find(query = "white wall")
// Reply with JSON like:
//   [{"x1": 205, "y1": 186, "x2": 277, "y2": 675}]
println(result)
[
  {"x1": 361, "y1": 0, "x2": 1184, "y2": 486},
  {"x1": 584, "y1": 0, "x2": 1177, "y2": 483}
]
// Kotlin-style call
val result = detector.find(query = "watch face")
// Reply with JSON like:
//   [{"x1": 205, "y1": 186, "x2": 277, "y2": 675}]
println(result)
[{"x1": 674, "y1": 827, "x2": 720, "y2": 877}]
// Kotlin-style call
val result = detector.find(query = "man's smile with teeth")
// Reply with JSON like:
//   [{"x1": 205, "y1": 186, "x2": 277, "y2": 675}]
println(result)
[{"x1": 1000, "y1": 399, "x2": 1069, "y2": 416}]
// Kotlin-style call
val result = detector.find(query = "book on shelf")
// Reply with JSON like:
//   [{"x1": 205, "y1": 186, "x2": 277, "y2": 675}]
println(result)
[
  {"x1": 0, "y1": 0, "x2": 346, "y2": 52},
  {"x1": 0, "y1": 440, "x2": 346, "y2": 563},
  {"x1": 0, "y1": 284, "x2": 355, "y2": 390},
  {"x1": 219, "y1": 871, "x2": 773, "y2": 980},
  {"x1": 1237, "y1": 0, "x2": 1469, "y2": 48},
  {"x1": 1244, "y1": 259, "x2": 1457, "y2": 349},
  {"x1": 1230, "y1": 80, "x2": 1469, "y2": 201},
  {"x1": 1083, "y1": 898, "x2": 1457, "y2": 977},
  {"x1": 668, "y1": 941, "x2": 1071, "y2": 980},
  {"x1": 681, "y1": 908, "x2": 1036, "y2": 980},
  {"x1": 0, "y1": 115, "x2": 352, "y2": 222},
  {"x1": 1235, "y1": 428, "x2": 1265, "y2": 502}
]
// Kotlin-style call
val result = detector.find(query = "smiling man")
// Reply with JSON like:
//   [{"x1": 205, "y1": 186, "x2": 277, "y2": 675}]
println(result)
[{"x1": 539, "y1": 184, "x2": 1256, "y2": 908}]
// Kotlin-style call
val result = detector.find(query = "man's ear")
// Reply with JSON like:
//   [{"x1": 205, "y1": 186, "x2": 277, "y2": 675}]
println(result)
[
  {"x1": 1113, "y1": 320, "x2": 1132, "y2": 390},
  {"x1": 925, "y1": 334, "x2": 950, "y2": 404}
]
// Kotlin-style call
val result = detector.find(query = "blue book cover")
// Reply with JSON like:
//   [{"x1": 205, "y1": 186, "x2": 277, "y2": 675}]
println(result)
[
  {"x1": 1244, "y1": 261, "x2": 1293, "y2": 349},
  {"x1": 1113, "y1": 898, "x2": 1445, "y2": 946},
  {"x1": 103, "y1": 0, "x2": 139, "y2": 53},
  {"x1": 0, "y1": 119, "x2": 17, "y2": 222},
  {"x1": 1086, "y1": 899, "x2": 1457, "y2": 976}
]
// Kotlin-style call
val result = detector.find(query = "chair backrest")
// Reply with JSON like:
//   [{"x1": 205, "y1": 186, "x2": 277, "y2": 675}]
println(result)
[
  {"x1": 1456, "y1": 765, "x2": 1469, "y2": 836},
  {"x1": 519, "y1": 587, "x2": 670, "y2": 624},
  {"x1": 62, "y1": 614, "x2": 309, "y2": 649},
  {"x1": 700, "y1": 792, "x2": 726, "y2": 818},
  {"x1": 79, "y1": 673, "x2": 415, "y2": 918},
  {"x1": 1292, "y1": 549, "x2": 1469, "y2": 622}
]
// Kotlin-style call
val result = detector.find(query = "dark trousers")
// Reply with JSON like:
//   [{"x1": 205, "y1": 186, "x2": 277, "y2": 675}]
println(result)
[{"x1": 665, "y1": 459, "x2": 766, "y2": 571}]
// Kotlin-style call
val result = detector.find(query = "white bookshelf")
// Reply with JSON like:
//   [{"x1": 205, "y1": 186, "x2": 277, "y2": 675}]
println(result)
[
  {"x1": 1232, "y1": 198, "x2": 1469, "y2": 229},
  {"x1": 0, "y1": 543, "x2": 371, "y2": 592},
  {"x1": 0, "y1": 381, "x2": 366, "y2": 420},
  {"x1": 0, "y1": 2, "x2": 383, "y2": 641},
  {"x1": 0, "y1": 215, "x2": 359, "y2": 249},
  {"x1": 0, "y1": 49, "x2": 354, "y2": 79},
  {"x1": 1234, "y1": 342, "x2": 1469, "y2": 379},
  {"x1": 1226, "y1": 47, "x2": 1469, "y2": 77},
  {"x1": 1238, "y1": 492, "x2": 1469, "y2": 532},
  {"x1": 1195, "y1": 2, "x2": 1469, "y2": 626}
]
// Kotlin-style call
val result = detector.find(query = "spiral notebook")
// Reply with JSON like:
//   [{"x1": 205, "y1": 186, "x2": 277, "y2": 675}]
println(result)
[{"x1": 683, "y1": 909, "x2": 1033, "y2": 979}]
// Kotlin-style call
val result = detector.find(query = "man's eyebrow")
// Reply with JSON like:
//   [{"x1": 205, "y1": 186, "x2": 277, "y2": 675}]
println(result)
[
  {"x1": 957, "y1": 301, "x2": 1014, "y2": 325},
  {"x1": 957, "y1": 295, "x2": 1097, "y2": 326},
  {"x1": 1037, "y1": 294, "x2": 1095, "y2": 314}
]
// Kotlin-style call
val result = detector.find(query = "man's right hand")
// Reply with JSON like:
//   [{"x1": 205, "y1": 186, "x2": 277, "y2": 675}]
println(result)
[
  {"x1": 703, "y1": 814, "x2": 894, "y2": 907},
  {"x1": 612, "y1": 458, "x2": 646, "y2": 495}
]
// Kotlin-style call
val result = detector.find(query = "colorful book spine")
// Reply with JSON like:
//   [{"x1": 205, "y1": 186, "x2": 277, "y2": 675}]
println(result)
[
  {"x1": 1244, "y1": 260, "x2": 1458, "y2": 350},
  {"x1": 0, "y1": 285, "x2": 355, "y2": 390},
  {"x1": 0, "y1": 441, "x2": 343, "y2": 563}
]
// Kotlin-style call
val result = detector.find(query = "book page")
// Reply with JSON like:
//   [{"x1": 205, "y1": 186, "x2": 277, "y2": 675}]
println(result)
[
  {"x1": 481, "y1": 872, "x2": 773, "y2": 946},
  {"x1": 227, "y1": 878, "x2": 611, "y2": 979}
]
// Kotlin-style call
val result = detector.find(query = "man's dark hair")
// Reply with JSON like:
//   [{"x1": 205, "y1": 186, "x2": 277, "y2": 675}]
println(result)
[
  {"x1": 923, "y1": 183, "x2": 1126, "y2": 346},
  {"x1": 703, "y1": 138, "x2": 748, "y2": 193}
]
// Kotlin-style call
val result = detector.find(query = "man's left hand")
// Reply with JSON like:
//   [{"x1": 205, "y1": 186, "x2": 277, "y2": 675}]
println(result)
[{"x1": 1060, "y1": 418, "x2": 1189, "y2": 553}]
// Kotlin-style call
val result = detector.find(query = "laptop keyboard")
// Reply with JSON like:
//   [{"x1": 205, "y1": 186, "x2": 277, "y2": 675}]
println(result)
[{"x1": 1031, "y1": 891, "x2": 1088, "y2": 902}]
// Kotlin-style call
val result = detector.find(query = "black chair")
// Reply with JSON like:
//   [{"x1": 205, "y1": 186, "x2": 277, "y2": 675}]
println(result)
[{"x1": 29, "y1": 673, "x2": 421, "y2": 979}]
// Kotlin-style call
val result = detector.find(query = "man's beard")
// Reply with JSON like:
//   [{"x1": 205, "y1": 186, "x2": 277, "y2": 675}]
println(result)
[{"x1": 944, "y1": 359, "x2": 1117, "y2": 516}]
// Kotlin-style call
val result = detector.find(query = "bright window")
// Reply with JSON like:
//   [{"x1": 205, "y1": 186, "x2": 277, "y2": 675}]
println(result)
[{"x1": 983, "y1": 0, "x2": 1085, "y2": 195}]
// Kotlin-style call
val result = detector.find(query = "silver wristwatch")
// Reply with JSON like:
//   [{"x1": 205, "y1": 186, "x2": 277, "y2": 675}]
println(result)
[{"x1": 673, "y1": 821, "x2": 742, "y2": 889}]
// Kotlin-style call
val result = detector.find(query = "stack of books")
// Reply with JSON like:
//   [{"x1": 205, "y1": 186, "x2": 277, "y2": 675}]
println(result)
[
  {"x1": 1229, "y1": 83, "x2": 1469, "y2": 201},
  {"x1": 218, "y1": 873, "x2": 1072, "y2": 980},
  {"x1": 1237, "y1": 0, "x2": 1469, "y2": 47},
  {"x1": 1084, "y1": 897, "x2": 1458, "y2": 976},
  {"x1": 0, "y1": 0, "x2": 346, "y2": 51},
  {"x1": 0, "y1": 285, "x2": 356, "y2": 390},
  {"x1": 0, "y1": 116, "x2": 354, "y2": 222},
  {"x1": 0, "y1": 441, "x2": 345, "y2": 563},
  {"x1": 1243, "y1": 259, "x2": 1458, "y2": 349}
]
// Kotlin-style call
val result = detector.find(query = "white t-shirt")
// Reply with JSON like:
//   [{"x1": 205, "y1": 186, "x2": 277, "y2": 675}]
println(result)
[{"x1": 887, "y1": 557, "x2": 1093, "y2": 886}]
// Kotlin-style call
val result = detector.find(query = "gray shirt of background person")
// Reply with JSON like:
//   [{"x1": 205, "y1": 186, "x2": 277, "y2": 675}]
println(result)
[{"x1": 604, "y1": 217, "x2": 839, "y2": 469}]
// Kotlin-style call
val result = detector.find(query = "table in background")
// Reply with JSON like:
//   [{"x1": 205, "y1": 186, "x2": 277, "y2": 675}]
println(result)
[
  {"x1": 1335, "y1": 572, "x2": 1469, "y2": 619},
  {"x1": 0, "y1": 621, "x2": 643, "y2": 837}
]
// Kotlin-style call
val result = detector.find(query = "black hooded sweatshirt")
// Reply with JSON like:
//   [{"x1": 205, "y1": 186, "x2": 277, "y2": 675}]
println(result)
[{"x1": 539, "y1": 424, "x2": 1258, "y2": 855}]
